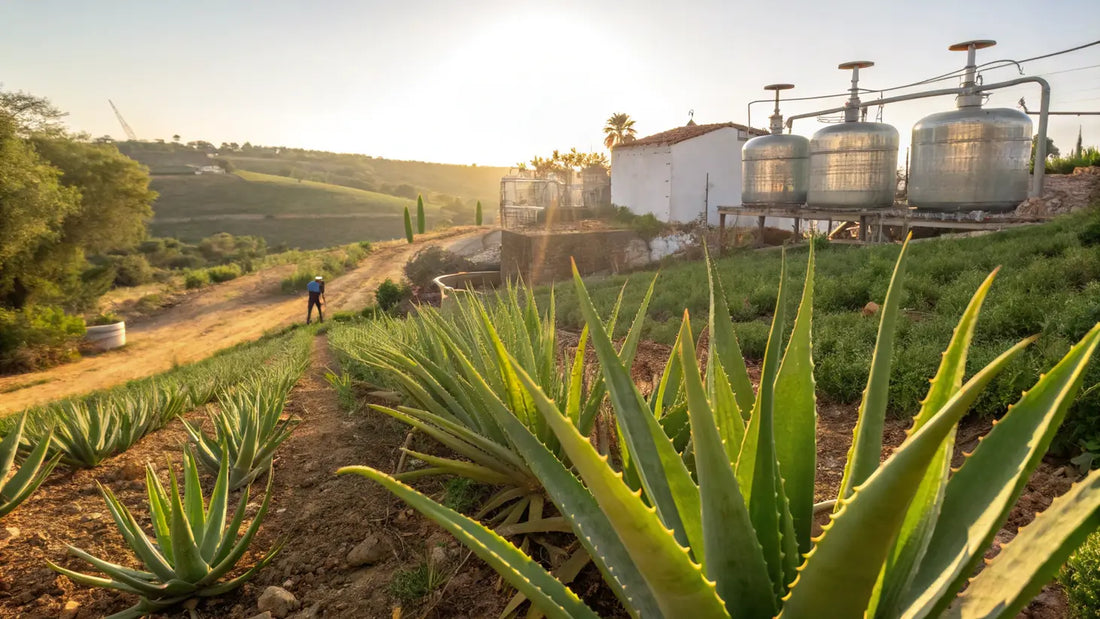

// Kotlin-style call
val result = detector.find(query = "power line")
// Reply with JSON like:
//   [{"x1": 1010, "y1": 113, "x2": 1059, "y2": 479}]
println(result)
[{"x1": 1033, "y1": 63, "x2": 1100, "y2": 78}]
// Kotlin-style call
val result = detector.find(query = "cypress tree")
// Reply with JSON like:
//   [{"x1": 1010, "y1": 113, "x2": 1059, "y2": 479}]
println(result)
[
  {"x1": 416, "y1": 194, "x2": 426, "y2": 234},
  {"x1": 475, "y1": 200, "x2": 483, "y2": 226},
  {"x1": 403, "y1": 206, "x2": 414, "y2": 243}
]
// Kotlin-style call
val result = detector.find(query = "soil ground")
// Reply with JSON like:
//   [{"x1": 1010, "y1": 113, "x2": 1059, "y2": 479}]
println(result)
[
  {"x1": 0, "y1": 228, "x2": 496, "y2": 415},
  {"x1": 0, "y1": 332, "x2": 1077, "y2": 617}
]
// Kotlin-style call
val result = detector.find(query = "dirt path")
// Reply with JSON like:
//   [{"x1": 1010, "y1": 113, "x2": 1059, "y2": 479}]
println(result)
[
  {"x1": 0, "y1": 228, "x2": 494, "y2": 414},
  {"x1": 0, "y1": 335, "x2": 507, "y2": 618}
]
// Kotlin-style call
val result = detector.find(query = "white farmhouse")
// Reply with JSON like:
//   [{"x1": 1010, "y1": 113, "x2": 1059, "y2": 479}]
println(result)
[{"x1": 611, "y1": 122, "x2": 767, "y2": 226}]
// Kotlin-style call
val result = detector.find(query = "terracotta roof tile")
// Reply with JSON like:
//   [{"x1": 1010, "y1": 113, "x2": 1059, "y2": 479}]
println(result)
[{"x1": 615, "y1": 122, "x2": 768, "y2": 149}]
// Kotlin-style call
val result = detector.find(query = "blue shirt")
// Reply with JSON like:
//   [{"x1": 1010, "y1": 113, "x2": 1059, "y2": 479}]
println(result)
[{"x1": 307, "y1": 280, "x2": 322, "y2": 293}]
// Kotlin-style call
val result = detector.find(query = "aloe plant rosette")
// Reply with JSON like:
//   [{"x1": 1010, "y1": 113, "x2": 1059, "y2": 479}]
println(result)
[
  {"x1": 48, "y1": 447, "x2": 282, "y2": 619},
  {"x1": 341, "y1": 241, "x2": 1100, "y2": 618},
  {"x1": 0, "y1": 412, "x2": 60, "y2": 518}
]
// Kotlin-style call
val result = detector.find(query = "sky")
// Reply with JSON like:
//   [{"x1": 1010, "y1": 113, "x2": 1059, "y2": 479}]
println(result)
[{"x1": 2, "y1": 0, "x2": 1099, "y2": 167}]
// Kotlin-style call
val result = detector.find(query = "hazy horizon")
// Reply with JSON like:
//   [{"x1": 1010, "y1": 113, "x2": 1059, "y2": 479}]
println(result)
[{"x1": 3, "y1": 0, "x2": 1098, "y2": 167}]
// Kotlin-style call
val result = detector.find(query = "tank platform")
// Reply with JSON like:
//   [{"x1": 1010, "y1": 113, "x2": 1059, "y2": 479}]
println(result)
[{"x1": 715, "y1": 203, "x2": 1053, "y2": 250}]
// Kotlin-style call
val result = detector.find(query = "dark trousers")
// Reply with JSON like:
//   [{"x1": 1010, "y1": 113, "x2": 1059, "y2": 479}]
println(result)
[{"x1": 307, "y1": 295, "x2": 323, "y2": 323}]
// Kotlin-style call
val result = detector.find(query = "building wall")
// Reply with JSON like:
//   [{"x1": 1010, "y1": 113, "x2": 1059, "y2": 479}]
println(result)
[
  {"x1": 610, "y1": 144, "x2": 671, "y2": 220},
  {"x1": 669, "y1": 127, "x2": 749, "y2": 225}
]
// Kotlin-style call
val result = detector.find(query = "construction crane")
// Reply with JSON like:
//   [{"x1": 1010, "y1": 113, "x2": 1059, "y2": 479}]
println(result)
[{"x1": 108, "y1": 99, "x2": 137, "y2": 141}]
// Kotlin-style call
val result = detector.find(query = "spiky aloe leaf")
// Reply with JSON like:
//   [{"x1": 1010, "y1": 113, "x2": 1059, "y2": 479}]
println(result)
[
  {"x1": 0, "y1": 413, "x2": 60, "y2": 518},
  {"x1": 781, "y1": 337, "x2": 1033, "y2": 617},
  {"x1": 869, "y1": 269, "x2": 998, "y2": 618},
  {"x1": 340, "y1": 466, "x2": 597, "y2": 619},
  {"x1": 837, "y1": 236, "x2": 911, "y2": 503},
  {"x1": 901, "y1": 324, "x2": 1100, "y2": 618},
  {"x1": 773, "y1": 243, "x2": 816, "y2": 555},
  {"x1": 706, "y1": 247, "x2": 756, "y2": 417},
  {"x1": 416, "y1": 323, "x2": 664, "y2": 617},
  {"x1": 678, "y1": 311, "x2": 776, "y2": 617},
  {"x1": 571, "y1": 259, "x2": 705, "y2": 563},
  {"x1": 736, "y1": 252, "x2": 793, "y2": 596},
  {"x1": 944, "y1": 467, "x2": 1100, "y2": 618},
  {"x1": 510, "y1": 357, "x2": 730, "y2": 618}
]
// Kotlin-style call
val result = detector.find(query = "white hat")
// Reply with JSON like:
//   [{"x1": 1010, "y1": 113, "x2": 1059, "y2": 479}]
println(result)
[{"x1": 315, "y1": 276, "x2": 323, "y2": 280}]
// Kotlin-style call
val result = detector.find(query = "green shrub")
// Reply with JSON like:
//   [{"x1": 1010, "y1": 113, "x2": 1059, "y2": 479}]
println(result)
[
  {"x1": 134, "y1": 294, "x2": 164, "y2": 313},
  {"x1": 404, "y1": 246, "x2": 474, "y2": 290},
  {"x1": 375, "y1": 278, "x2": 411, "y2": 312},
  {"x1": 90, "y1": 312, "x2": 121, "y2": 326},
  {"x1": 184, "y1": 269, "x2": 210, "y2": 289},
  {"x1": 206, "y1": 263, "x2": 242, "y2": 283},
  {"x1": 404, "y1": 206, "x2": 414, "y2": 243},
  {"x1": 416, "y1": 194, "x2": 426, "y2": 234},
  {"x1": 1060, "y1": 530, "x2": 1100, "y2": 618},
  {"x1": 112, "y1": 254, "x2": 155, "y2": 287},
  {"x1": 0, "y1": 306, "x2": 86, "y2": 373}
]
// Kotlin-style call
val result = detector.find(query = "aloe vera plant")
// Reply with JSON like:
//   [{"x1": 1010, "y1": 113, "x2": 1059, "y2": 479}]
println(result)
[
  {"x1": 0, "y1": 412, "x2": 60, "y2": 518},
  {"x1": 48, "y1": 447, "x2": 281, "y2": 619},
  {"x1": 341, "y1": 241, "x2": 1100, "y2": 618},
  {"x1": 183, "y1": 368, "x2": 299, "y2": 490},
  {"x1": 331, "y1": 281, "x2": 654, "y2": 533}
]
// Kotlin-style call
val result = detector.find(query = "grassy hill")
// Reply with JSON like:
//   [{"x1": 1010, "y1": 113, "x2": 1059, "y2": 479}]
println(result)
[{"x1": 148, "y1": 172, "x2": 423, "y2": 249}]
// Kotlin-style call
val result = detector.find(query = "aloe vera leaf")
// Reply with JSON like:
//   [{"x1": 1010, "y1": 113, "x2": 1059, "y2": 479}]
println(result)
[
  {"x1": 167, "y1": 465, "x2": 211, "y2": 582},
  {"x1": 392, "y1": 405, "x2": 529, "y2": 472},
  {"x1": 902, "y1": 324, "x2": 1100, "y2": 618},
  {"x1": 447, "y1": 324, "x2": 664, "y2": 617},
  {"x1": 619, "y1": 273, "x2": 659, "y2": 367},
  {"x1": 836, "y1": 238, "x2": 911, "y2": 504},
  {"x1": 374, "y1": 405, "x2": 525, "y2": 475},
  {"x1": 781, "y1": 336, "x2": 1034, "y2": 618},
  {"x1": 706, "y1": 247, "x2": 756, "y2": 417},
  {"x1": 511, "y1": 358, "x2": 730, "y2": 618},
  {"x1": 678, "y1": 312, "x2": 777, "y2": 617},
  {"x1": 773, "y1": 244, "x2": 816, "y2": 556},
  {"x1": 206, "y1": 470, "x2": 275, "y2": 579},
  {"x1": 944, "y1": 467, "x2": 1100, "y2": 618},
  {"x1": 736, "y1": 252, "x2": 791, "y2": 596},
  {"x1": 400, "y1": 449, "x2": 522, "y2": 486},
  {"x1": 200, "y1": 447, "x2": 232, "y2": 558},
  {"x1": 571, "y1": 260, "x2": 705, "y2": 559},
  {"x1": 870, "y1": 269, "x2": 998, "y2": 618},
  {"x1": 566, "y1": 326, "x2": 590, "y2": 428},
  {"x1": 339, "y1": 466, "x2": 599, "y2": 619},
  {"x1": 183, "y1": 448, "x2": 207, "y2": 543}
]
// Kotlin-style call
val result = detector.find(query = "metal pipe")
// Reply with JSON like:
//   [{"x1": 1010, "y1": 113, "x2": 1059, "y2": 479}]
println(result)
[
  {"x1": 785, "y1": 75, "x2": 1051, "y2": 196},
  {"x1": 1023, "y1": 110, "x2": 1100, "y2": 116}
]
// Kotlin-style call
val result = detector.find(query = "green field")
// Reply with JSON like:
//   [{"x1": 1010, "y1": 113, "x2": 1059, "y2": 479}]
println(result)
[
  {"x1": 147, "y1": 171, "x2": 430, "y2": 248},
  {"x1": 544, "y1": 208, "x2": 1100, "y2": 450}
]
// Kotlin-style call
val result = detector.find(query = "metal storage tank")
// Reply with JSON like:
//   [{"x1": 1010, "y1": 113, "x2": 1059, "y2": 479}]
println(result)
[
  {"x1": 909, "y1": 40, "x2": 1032, "y2": 212},
  {"x1": 807, "y1": 61, "x2": 900, "y2": 209},
  {"x1": 742, "y1": 84, "x2": 810, "y2": 206}
]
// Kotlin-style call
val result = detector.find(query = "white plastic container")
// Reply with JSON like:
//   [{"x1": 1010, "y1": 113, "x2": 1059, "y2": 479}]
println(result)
[{"x1": 85, "y1": 321, "x2": 126, "y2": 351}]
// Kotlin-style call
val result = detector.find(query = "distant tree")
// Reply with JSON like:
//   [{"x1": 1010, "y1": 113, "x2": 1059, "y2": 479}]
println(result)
[
  {"x1": 603, "y1": 113, "x2": 637, "y2": 149},
  {"x1": 242, "y1": 142, "x2": 253, "y2": 151},
  {"x1": 1029, "y1": 135, "x2": 1060, "y2": 172},
  {"x1": 475, "y1": 200, "x2": 483, "y2": 226},
  {"x1": 416, "y1": 194, "x2": 426, "y2": 234},
  {"x1": 1076, "y1": 126, "x2": 1084, "y2": 159},
  {"x1": 0, "y1": 90, "x2": 67, "y2": 136},
  {"x1": 93, "y1": 135, "x2": 114, "y2": 144},
  {"x1": 172, "y1": 134, "x2": 181, "y2": 143},
  {"x1": 228, "y1": 142, "x2": 239, "y2": 151},
  {"x1": 403, "y1": 206, "x2": 414, "y2": 243},
  {"x1": 213, "y1": 157, "x2": 233, "y2": 173}
]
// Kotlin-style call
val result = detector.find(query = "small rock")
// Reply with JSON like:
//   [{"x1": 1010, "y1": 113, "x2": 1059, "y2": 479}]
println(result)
[
  {"x1": 282, "y1": 579, "x2": 295, "y2": 589},
  {"x1": 429, "y1": 544, "x2": 448, "y2": 567},
  {"x1": 257, "y1": 586, "x2": 300, "y2": 618},
  {"x1": 59, "y1": 600, "x2": 80, "y2": 619},
  {"x1": 117, "y1": 461, "x2": 145, "y2": 480},
  {"x1": 0, "y1": 527, "x2": 19, "y2": 550},
  {"x1": 347, "y1": 535, "x2": 386, "y2": 567},
  {"x1": 862, "y1": 301, "x2": 880, "y2": 317},
  {"x1": 248, "y1": 613, "x2": 274, "y2": 619}
]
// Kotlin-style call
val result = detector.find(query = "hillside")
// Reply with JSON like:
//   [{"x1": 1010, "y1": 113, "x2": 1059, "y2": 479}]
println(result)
[{"x1": 147, "y1": 171, "x2": 422, "y2": 249}]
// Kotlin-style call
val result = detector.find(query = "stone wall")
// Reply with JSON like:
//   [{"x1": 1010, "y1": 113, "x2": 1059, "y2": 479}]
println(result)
[{"x1": 501, "y1": 229, "x2": 653, "y2": 285}]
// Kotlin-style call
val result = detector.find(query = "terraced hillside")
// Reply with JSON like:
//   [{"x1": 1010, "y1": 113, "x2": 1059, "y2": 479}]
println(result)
[{"x1": 148, "y1": 171, "x2": 426, "y2": 249}]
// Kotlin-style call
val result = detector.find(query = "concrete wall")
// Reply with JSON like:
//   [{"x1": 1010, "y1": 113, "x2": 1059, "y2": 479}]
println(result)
[
  {"x1": 501, "y1": 229, "x2": 650, "y2": 286},
  {"x1": 610, "y1": 144, "x2": 672, "y2": 220},
  {"x1": 669, "y1": 127, "x2": 749, "y2": 226}
]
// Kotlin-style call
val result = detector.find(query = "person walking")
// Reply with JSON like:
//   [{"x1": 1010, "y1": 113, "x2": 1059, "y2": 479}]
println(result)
[{"x1": 306, "y1": 275, "x2": 325, "y2": 324}]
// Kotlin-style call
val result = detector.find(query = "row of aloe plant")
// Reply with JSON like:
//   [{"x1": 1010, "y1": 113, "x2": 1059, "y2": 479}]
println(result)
[
  {"x1": 338, "y1": 242, "x2": 1100, "y2": 618},
  {"x1": 45, "y1": 333, "x2": 311, "y2": 617}
]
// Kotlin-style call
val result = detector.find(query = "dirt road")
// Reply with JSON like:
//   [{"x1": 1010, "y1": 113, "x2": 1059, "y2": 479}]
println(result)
[{"x1": 0, "y1": 228, "x2": 495, "y2": 414}]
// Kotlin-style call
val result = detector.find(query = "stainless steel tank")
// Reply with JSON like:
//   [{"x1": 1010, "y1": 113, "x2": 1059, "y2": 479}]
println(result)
[
  {"x1": 807, "y1": 62, "x2": 899, "y2": 209},
  {"x1": 908, "y1": 40, "x2": 1032, "y2": 212},
  {"x1": 742, "y1": 84, "x2": 810, "y2": 205}
]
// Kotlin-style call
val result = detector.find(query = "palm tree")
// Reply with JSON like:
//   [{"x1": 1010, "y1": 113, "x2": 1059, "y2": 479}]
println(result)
[{"x1": 603, "y1": 113, "x2": 637, "y2": 149}]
